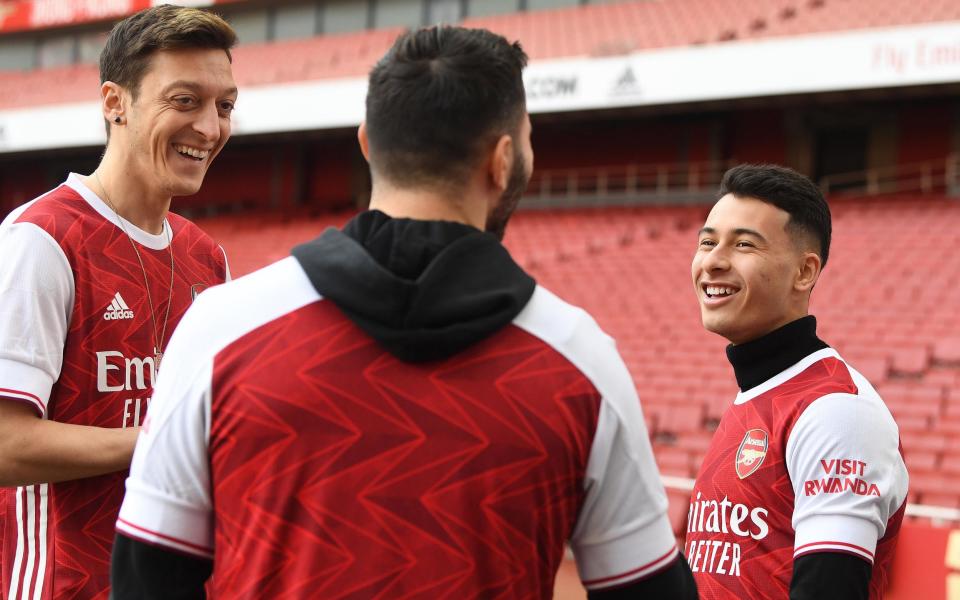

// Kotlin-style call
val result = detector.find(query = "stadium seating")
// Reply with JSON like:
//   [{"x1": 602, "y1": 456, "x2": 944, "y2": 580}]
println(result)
[
  {"x1": 743, "y1": 0, "x2": 960, "y2": 40},
  {"x1": 3, "y1": 0, "x2": 959, "y2": 111},
  {"x1": 200, "y1": 194, "x2": 960, "y2": 528}
]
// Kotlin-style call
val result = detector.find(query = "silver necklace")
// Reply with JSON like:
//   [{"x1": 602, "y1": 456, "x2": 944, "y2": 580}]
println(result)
[{"x1": 93, "y1": 171, "x2": 175, "y2": 371}]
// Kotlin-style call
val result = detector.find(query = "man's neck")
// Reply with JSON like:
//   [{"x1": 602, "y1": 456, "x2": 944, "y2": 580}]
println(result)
[
  {"x1": 86, "y1": 153, "x2": 170, "y2": 235},
  {"x1": 725, "y1": 315, "x2": 829, "y2": 391},
  {"x1": 367, "y1": 181, "x2": 487, "y2": 231}
]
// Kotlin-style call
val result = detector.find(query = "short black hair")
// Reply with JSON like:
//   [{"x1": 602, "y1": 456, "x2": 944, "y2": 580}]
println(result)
[
  {"x1": 718, "y1": 164, "x2": 832, "y2": 267},
  {"x1": 365, "y1": 26, "x2": 528, "y2": 189}
]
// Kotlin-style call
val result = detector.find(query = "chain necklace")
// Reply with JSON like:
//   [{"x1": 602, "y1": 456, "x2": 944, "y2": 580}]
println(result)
[{"x1": 93, "y1": 171, "x2": 175, "y2": 371}]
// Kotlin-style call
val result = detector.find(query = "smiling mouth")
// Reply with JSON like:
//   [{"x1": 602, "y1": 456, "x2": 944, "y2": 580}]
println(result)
[
  {"x1": 173, "y1": 144, "x2": 209, "y2": 162},
  {"x1": 702, "y1": 284, "x2": 740, "y2": 300}
]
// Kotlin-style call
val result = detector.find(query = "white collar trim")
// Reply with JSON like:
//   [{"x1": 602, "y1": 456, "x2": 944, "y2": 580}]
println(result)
[
  {"x1": 65, "y1": 172, "x2": 172, "y2": 250},
  {"x1": 734, "y1": 347, "x2": 841, "y2": 405}
]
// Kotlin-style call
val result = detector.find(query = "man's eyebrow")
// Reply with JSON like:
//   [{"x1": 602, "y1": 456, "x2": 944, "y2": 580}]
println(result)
[
  {"x1": 161, "y1": 81, "x2": 238, "y2": 96},
  {"x1": 733, "y1": 228, "x2": 767, "y2": 242},
  {"x1": 697, "y1": 226, "x2": 768, "y2": 242}
]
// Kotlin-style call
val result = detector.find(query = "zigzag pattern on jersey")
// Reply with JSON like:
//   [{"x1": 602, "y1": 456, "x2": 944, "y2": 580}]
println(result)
[{"x1": 209, "y1": 300, "x2": 602, "y2": 599}]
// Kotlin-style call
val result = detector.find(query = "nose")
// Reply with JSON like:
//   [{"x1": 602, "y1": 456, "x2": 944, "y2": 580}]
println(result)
[
  {"x1": 193, "y1": 102, "x2": 221, "y2": 141},
  {"x1": 699, "y1": 244, "x2": 731, "y2": 273}
]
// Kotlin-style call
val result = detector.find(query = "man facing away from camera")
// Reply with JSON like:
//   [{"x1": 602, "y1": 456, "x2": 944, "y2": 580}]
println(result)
[
  {"x1": 0, "y1": 5, "x2": 236, "y2": 599},
  {"x1": 111, "y1": 25, "x2": 697, "y2": 599},
  {"x1": 687, "y1": 164, "x2": 908, "y2": 600}
]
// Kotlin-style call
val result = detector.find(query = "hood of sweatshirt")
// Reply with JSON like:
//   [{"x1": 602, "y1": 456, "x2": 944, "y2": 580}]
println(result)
[{"x1": 291, "y1": 210, "x2": 536, "y2": 362}]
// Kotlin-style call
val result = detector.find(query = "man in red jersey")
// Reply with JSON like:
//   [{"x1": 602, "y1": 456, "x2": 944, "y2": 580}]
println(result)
[
  {"x1": 687, "y1": 164, "x2": 908, "y2": 599},
  {"x1": 111, "y1": 26, "x2": 697, "y2": 600},
  {"x1": 0, "y1": 6, "x2": 236, "y2": 598}
]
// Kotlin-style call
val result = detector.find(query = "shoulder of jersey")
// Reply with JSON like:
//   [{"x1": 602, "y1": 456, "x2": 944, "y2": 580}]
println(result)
[
  {"x1": 515, "y1": 285, "x2": 613, "y2": 350},
  {"x1": 787, "y1": 353, "x2": 898, "y2": 437},
  {"x1": 835, "y1": 357, "x2": 891, "y2": 412},
  {"x1": 2, "y1": 184, "x2": 80, "y2": 228},
  {"x1": 181, "y1": 256, "x2": 320, "y2": 353},
  {"x1": 513, "y1": 284, "x2": 631, "y2": 396}
]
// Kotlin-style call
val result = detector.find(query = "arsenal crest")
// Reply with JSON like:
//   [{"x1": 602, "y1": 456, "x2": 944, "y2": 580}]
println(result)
[{"x1": 735, "y1": 429, "x2": 768, "y2": 479}]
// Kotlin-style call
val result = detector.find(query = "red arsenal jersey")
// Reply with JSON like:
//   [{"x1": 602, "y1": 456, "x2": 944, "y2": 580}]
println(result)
[
  {"x1": 117, "y1": 257, "x2": 680, "y2": 598},
  {"x1": 686, "y1": 348, "x2": 908, "y2": 599},
  {"x1": 0, "y1": 174, "x2": 228, "y2": 600}
]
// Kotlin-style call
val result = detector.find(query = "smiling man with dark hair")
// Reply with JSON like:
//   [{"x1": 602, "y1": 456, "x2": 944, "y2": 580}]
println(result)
[
  {"x1": 0, "y1": 5, "x2": 235, "y2": 599},
  {"x1": 687, "y1": 164, "x2": 908, "y2": 600}
]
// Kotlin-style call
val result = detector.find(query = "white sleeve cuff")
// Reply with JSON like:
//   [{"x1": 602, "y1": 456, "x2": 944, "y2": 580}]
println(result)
[
  {"x1": 116, "y1": 478, "x2": 213, "y2": 559},
  {"x1": 0, "y1": 358, "x2": 53, "y2": 416},
  {"x1": 794, "y1": 514, "x2": 879, "y2": 563},
  {"x1": 574, "y1": 514, "x2": 679, "y2": 590}
]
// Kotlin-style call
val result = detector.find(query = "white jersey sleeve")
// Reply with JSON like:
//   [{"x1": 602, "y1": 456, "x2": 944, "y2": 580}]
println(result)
[
  {"x1": 116, "y1": 299, "x2": 216, "y2": 558},
  {"x1": 0, "y1": 219, "x2": 74, "y2": 416},
  {"x1": 117, "y1": 257, "x2": 321, "y2": 559},
  {"x1": 514, "y1": 287, "x2": 678, "y2": 591},
  {"x1": 786, "y1": 373, "x2": 908, "y2": 564}
]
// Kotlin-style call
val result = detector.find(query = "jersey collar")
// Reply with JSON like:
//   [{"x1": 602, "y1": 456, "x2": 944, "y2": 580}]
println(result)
[
  {"x1": 734, "y1": 347, "x2": 839, "y2": 404},
  {"x1": 65, "y1": 173, "x2": 172, "y2": 250},
  {"x1": 727, "y1": 316, "x2": 832, "y2": 402}
]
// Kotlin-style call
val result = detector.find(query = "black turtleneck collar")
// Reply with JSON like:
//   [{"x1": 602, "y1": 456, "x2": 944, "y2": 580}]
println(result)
[{"x1": 726, "y1": 316, "x2": 829, "y2": 392}]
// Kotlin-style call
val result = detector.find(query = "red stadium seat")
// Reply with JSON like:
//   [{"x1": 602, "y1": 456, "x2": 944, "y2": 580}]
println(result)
[
  {"x1": 933, "y1": 338, "x2": 960, "y2": 364},
  {"x1": 654, "y1": 446, "x2": 693, "y2": 477},
  {"x1": 895, "y1": 415, "x2": 930, "y2": 434},
  {"x1": 939, "y1": 455, "x2": 960, "y2": 476},
  {"x1": 917, "y1": 493, "x2": 960, "y2": 509},
  {"x1": 657, "y1": 405, "x2": 706, "y2": 435},
  {"x1": 901, "y1": 431, "x2": 948, "y2": 454},
  {"x1": 890, "y1": 347, "x2": 931, "y2": 376},
  {"x1": 903, "y1": 451, "x2": 938, "y2": 472},
  {"x1": 910, "y1": 472, "x2": 960, "y2": 498}
]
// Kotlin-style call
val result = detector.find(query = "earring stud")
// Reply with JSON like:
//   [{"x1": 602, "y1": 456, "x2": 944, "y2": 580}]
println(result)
[{"x1": 114, "y1": 116, "x2": 121, "y2": 124}]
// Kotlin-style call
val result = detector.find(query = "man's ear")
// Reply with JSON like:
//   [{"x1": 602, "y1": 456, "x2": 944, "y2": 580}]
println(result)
[
  {"x1": 488, "y1": 134, "x2": 513, "y2": 192},
  {"x1": 357, "y1": 121, "x2": 371, "y2": 162},
  {"x1": 101, "y1": 81, "x2": 125, "y2": 125},
  {"x1": 795, "y1": 251, "x2": 822, "y2": 294}
]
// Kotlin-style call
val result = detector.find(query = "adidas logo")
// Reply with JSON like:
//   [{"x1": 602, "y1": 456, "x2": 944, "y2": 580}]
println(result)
[
  {"x1": 103, "y1": 292, "x2": 134, "y2": 321},
  {"x1": 611, "y1": 66, "x2": 641, "y2": 97}
]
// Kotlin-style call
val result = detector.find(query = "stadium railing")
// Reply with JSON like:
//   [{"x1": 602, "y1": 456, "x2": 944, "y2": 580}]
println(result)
[
  {"x1": 819, "y1": 153, "x2": 960, "y2": 197},
  {"x1": 522, "y1": 159, "x2": 738, "y2": 207},
  {"x1": 521, "y1": 154, "x2": 960, "y2": 208}
]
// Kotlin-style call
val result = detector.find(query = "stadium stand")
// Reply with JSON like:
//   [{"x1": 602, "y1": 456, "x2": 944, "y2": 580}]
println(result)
[
  {"x1": 3, "y1": 0, "x2": 960, "y2": 596},
  {"x1": 3, "y1": 0, "x2": 960, "y2": 110}
]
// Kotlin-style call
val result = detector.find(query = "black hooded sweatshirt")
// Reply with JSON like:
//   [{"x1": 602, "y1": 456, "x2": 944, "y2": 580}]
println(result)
[{"x1": 291, "y1": 210, "x2": 536, "y2": 362}]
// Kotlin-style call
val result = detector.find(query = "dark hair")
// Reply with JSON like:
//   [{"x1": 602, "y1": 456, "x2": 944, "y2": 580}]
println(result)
[
  {"x1": 365, "y1": 26, "x2": 528, "y2": 188},
  {"x1": 718, "y1": 164, "x2": 832, "y2": 267},
  {"x1": 100, "y1": 4, "x2": 236, "y2": 100}
]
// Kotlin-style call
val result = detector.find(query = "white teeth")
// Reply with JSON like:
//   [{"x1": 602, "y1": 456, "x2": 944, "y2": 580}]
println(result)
[
  {"x1": 174, "y1": 144, "x2": 209, "y2": 159},
  {"x1": 705, "y1": 286, "x2": 736, "y2": 297}
]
